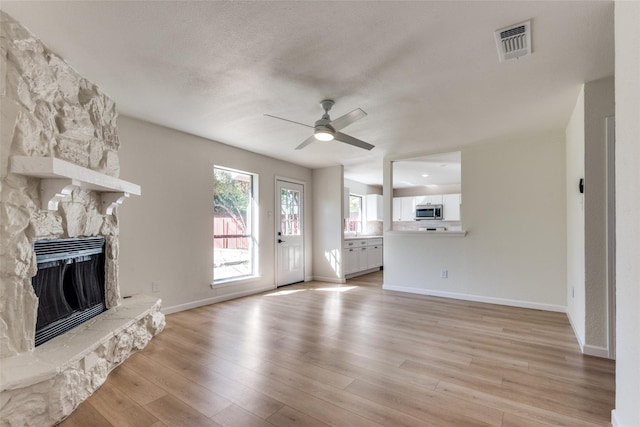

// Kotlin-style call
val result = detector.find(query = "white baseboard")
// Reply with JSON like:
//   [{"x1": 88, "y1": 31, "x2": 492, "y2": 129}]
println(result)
[
  {"x1": 162, "y1": 285, "x2": 275, "y2": 314},
  {"x1": 566, "y1": 311, "x2": 585, "y2": 351},
  {"x1": 311, "y1": 276, "x2": 346, "y2": 284},
  {"x1": 583, "y1": 344, "x2": 610, "y2": 359},
  {"x1": 565, "y1": 312, "x2": 612, "y2": 358},
  {"x1": 345, "y1": 267, "x2": 382, "y2": 280},
  {"x1": 382, "y1": 284, "x2": 566, "y2": 313},
  {"x1": 611, "y1": 409, "x2": 620, "y2": 427}
]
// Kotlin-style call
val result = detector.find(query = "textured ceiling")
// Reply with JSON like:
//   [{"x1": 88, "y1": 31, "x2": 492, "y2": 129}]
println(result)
[{"x1": 1, "y1": 1, "x2": 614, "y2": 186}]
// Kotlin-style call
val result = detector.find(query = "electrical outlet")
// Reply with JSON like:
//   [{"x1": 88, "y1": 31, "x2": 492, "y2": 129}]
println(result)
[
  {"x1": 152, "y1": 281, "x2": 160, "y2": 293},
  {"x1": 440, "y1": 269, "x2": 448, "y2": 279}
]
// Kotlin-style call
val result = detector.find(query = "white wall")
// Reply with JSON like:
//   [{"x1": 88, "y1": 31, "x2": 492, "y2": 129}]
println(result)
[
  {"x1": 584, "y1": 76, "x2": 615, "y2": 350},
  {"x1": 312, "y1": 166, "x2": 345, "y2": 283},
  {"x1": 116, "y1": 116, "x2": 313, "y2": 312},
  {"x1": 613, "y1": 1, "x2": 640, "y2": 425},
  {"x1": 344, "y1": 178, "x2": 382, "y2": 197},
  {"x1": 383, "y1": 132, "x2": 567, "y2": 311},
  {"x1": 565, "y1": 86, "x2": 586, "y2": 347}
]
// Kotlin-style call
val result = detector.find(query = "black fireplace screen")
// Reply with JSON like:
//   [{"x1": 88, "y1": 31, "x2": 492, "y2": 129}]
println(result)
[{"x1": 31, "y1": 237, "x2": 106, "y2": 346}]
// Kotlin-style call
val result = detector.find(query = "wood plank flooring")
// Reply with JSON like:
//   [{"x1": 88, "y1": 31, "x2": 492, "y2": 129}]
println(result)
[{"x1": 58, "y1": 272, "x2": 615, "y2": 426}]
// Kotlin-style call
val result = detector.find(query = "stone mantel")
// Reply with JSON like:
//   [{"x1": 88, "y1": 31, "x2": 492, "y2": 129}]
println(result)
[{"x1": 9, "y1": 156, "x2": 141, "y2": 213}]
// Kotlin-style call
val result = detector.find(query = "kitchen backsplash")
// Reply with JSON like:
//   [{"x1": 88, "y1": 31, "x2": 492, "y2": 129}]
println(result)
[{"x1": 365, "y1": 220, "x2": 383, "y2": 236}]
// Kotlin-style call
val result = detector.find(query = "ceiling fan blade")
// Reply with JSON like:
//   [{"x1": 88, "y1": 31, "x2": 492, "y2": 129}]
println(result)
[
  {"x1": 264, "y1": 114, "x2": 314, "y2": 129},
  {"x1": 335, "y1": 132, "x2": 374, "y2": 151},
  {"x1": 295, "y1": 135, "x2": 316, "y2": 150},
  {"x1": 330, "y1": 108, "x2": 367, "y2": 131}
]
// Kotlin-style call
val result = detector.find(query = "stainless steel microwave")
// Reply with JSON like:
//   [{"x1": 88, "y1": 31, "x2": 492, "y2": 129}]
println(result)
[{"x1": 415, "y1": 204, "x2": 443, "y2": 220}]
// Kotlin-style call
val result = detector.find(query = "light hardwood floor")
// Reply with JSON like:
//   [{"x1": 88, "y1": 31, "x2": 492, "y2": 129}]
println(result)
[{"x1": 59, "y1": 271, "x2": 615, "y2": 426}]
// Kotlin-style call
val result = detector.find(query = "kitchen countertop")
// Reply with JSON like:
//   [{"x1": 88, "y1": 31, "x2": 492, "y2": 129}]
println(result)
[{"x1": 344, "y1": 235, "x2": 383, "y2": 240}]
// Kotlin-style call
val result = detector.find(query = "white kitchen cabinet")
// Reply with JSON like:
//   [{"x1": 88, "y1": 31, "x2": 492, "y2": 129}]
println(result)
[
  {"x1": 415, "y1": 195, "x2": 443, "y2": 205},
  {"x1": 392, "y1": 198, "x2": 402, "y2": 221},
  {"x1": 428, "y1": 195, "x2": 443, "y2": 205},
  {"x1": 366, "y1": 194, "x2": 383, "y2": 221},
  {"x1": 358, "y1": 246, "x2": 368, "y2": 271},
  {"x1": 400, "y1": 196, "x2": 415, "y2": 221},
  {"x1": 443, "y1": 193, "x2": 461, "y2": 221},
  {"x1": 344, "y1": 247, "x2": 359, "y2": 275},
  {"x1": 393, "y1": 196, "x2": 415, "y2": 221},
  {"x1": 367, "y1": 244, "x2": 383, "y2": 269},
  {"x1": 344, "y1": 238, "x2": 383, "y2": 278}
]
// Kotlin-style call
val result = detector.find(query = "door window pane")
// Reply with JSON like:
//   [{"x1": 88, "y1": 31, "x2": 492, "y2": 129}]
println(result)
[{"x1": 280, "y1": 188, "x2": 301, "y2": 236}]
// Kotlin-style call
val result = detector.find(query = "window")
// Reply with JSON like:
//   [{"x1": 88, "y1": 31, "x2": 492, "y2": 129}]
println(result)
[
  {"x1": 345, "y1": 194, "x2": 364, "y2": 233},
  {"x1": 213, "y1": 166, "x2": 257, "y2": 283},
  {"x1": 280, "y1": 188, "x2": 301, "y2": 237}
]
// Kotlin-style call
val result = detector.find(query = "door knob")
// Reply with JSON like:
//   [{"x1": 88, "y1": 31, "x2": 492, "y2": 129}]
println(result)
[{"x1": 278, "y1": 239, "x2": 286, "y2": 243}]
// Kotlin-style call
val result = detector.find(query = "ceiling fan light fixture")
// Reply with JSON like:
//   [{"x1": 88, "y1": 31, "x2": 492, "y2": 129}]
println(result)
[{"x1": 314, "y1": 127, "x2": 335, "y2": 141}]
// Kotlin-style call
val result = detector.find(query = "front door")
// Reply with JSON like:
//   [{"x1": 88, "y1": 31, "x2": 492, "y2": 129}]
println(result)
[{"x1": 276, "y1": 179, "x2": 305, "y2": 287}]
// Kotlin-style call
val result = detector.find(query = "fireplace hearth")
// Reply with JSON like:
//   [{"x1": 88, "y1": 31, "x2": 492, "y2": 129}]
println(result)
[{"x1": 32, "y1": 237, "x2": 106, "y2": 346}]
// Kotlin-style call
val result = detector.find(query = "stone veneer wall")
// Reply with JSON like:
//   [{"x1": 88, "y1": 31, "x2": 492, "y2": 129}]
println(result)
[
  {"x1": 0, "y1": 13, "x2": 165, "y2": 426},
  {"x1": 0, "y1": 11, "x2": 122, "y2": 357}
]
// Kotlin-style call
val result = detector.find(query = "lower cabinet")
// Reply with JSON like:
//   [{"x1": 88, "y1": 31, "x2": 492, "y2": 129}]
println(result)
[
  {"x1": 367, "y1": 244, "x2": 383, "y2": 270},
  {"x1": 344, "y1": 247, "x2": 359, "y2": 275},
  {"x1": 344, "y1": 238, "x2": 383, "y2": 278}
]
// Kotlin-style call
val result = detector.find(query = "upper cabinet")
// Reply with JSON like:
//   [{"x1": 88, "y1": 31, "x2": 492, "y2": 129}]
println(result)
[
  {"x1": 443, "y1": 193, "x2": 461, "y2": 221},
  {"x1": 366, "y1": 194, "x2": 383, "y2": 221},
  {"x1": 392, "y1": 196, "x2": 416, "y2": 221},
  {"x1": 415, "y1": 195, "x2": 443, "y2": 206}
]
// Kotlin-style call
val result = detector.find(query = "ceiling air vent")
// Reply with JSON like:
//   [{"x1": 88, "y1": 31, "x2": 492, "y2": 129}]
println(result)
[{"x1": 494, "y1": 20, "x2": 531, "y2": 62}]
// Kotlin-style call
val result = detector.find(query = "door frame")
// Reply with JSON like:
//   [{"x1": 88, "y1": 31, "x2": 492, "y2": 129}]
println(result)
[
  {"x1": 275, "y1": 177, "x2": 307, "y2": 287},
  {"x1": 606, "y1": 116, "x2": 616, "y2": 359}
]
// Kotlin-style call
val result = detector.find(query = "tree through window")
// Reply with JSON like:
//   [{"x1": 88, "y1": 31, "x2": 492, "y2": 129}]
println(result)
[{"x1": 213, "y1": 167, "x2": 256, "y2": 282}]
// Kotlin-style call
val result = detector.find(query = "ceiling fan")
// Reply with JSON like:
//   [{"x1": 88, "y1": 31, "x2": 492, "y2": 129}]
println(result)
[{"x1": 265, "y1": 100, "x2": 374, "y2": 151}]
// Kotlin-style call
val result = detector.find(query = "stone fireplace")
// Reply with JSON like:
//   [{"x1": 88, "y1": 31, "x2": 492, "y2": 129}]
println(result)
[{"x1": 0, "y1": 11, "x2": 165, "y2": 426}]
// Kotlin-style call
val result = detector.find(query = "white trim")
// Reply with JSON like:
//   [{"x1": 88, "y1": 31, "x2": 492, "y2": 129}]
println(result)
[
  {"x1": 211, "y1": 275, "x2": 262, "y2": 288},
  {"x1": 583, "y1": 344, "x2": 610, "y2": 359},
  {"x1": 611, "y1": 409, "x2": 621, "y2": 427},
  {"x1": 162, "y1": 285, "x2": 274, "y2": 314},
  {"x1": 345, "y1": 267, "x2": 382, "y2": 280},
  {"x1": 275, "y1": 176, "x2": 307, "y2": 186},
  {"x1": 311, "y1": 276, "x2": 346, "y2": 284},
  {"x1": 567, "y1": 310, "x2": 585, "y2": 351},
  {"x1": 565, "y1": 311, "x2": 612, "y2": 358},
  {"x1": 382, "y1": 284, "x2": 566, "y2": 313},
  {"x1": 606, "y1": 115, "x2": 616, "y2": 360}
]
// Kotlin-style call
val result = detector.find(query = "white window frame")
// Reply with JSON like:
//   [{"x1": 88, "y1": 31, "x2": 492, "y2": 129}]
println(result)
[
  {"x1": 344, "y1": 193, "x2": 365, "y2": 234},
  {"x1": 212, "y1": 166, "x2": 259, "y2": 285}
]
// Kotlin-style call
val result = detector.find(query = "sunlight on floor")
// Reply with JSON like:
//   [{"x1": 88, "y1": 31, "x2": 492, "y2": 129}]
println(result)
[
  {"x1": 263, "y1": 289, "x2": 306, "y2": 297},
  {"x1": 313, "y1": 286, "x2": 358, "y2": 293},
  {"x1": 263, "y1": 285, "x2": 358, "y2": 297}
]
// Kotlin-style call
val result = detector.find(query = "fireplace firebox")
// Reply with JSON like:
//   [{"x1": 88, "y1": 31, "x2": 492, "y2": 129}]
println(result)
[{"x1": 31, "y1": 236, "x2": 106, "y2": 346}]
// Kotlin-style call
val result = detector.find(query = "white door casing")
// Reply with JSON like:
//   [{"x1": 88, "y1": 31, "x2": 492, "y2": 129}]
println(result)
[{"x1": 276, "y1": 179, "x2": 305, "y2": 287}]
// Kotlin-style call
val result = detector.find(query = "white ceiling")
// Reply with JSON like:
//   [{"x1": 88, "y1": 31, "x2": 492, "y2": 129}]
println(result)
[{"x1": 1, "y1": 1, "x2": 614, "y2": 186}]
